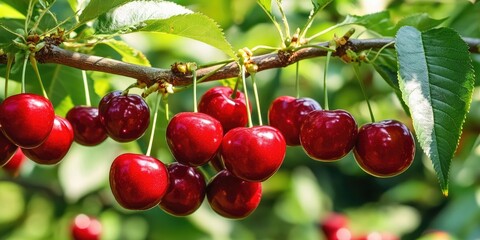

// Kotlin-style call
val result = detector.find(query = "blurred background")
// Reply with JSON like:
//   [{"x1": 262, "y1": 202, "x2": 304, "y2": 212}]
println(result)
[{"x1": 1, "y1": 0, "x2": 480, "y2": 239}]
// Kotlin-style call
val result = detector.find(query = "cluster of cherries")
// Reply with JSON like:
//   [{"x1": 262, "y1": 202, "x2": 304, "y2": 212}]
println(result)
[{"x1": 1, "y1": 84, "x2": 416, "y2": 221}]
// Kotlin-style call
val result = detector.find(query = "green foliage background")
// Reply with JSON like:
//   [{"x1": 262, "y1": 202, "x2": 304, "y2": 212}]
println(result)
[{"x1": 0, "y1": 0, "x2": 480, "y2": 239}]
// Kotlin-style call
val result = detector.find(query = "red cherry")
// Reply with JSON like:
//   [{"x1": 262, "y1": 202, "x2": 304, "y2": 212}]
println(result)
[
  {"x1": 221, "y1": 126, "x2": 286, "y2": 182},
  {"x1": 198, "y1": 86, "x2": 249, "y2": 133},
  {"x1": 70, "y1": 214, "x2": 102, "y2": 240},
  {"x1": 166, "y1": 112, "x2": 223, "y2": 167},
  {"x1": 320, "y1": 213, "x2": 352, "y2": 240},
  {"x1": 268, "y1": 96, "x2": 321, "y2": 146},
  {"x1": 109, "y1": 153, "x2": 169, "y2": 210},
  {"x1": 0, "y1": 93, "x2": 55, "y2": 148},
  {"x1": 159, "y1": 162, "x2": 206, "y2": 216},
  {"x1": 353, "y1": 232, "x2": 399, "y2": 240},
  {"x1": 98, "y1": 90, "x2": 122, "y2": 125},
  {"x1": 353, "y1": 120, "x2": 415, "y2": 177},
  {"x1": 206, "y1": 170, "x2": 262, "y2": 219},
  {"x1": 23, "y1": 116, "x2": 74, "y2": 165},
  {"x1": 2, "y1": 148, "x2": 26, "y2": 177},
  {"x1": 66, "y1": 106, "x2": 107, "y2": 146},
  {"x1": 0, "y1": 130, "x2": 18, "y2": 167},
  {"x1": 300, "y1": 110, "x2": 358, "y2": 161},
  {"x1": 210, "y1": 154, "x2": 225, "y2": 172},
  {"x1": 101, "y1": 94, "x2": 150, "y2": 142}
]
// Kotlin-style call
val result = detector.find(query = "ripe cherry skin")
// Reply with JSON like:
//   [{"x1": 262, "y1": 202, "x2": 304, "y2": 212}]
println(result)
[
  {"x1": 166, "y1": 112, "x2": 223, "y2": 167},
  {"x1": 109, "y1": 153, "x2": 169, "y2": 210},
  {"x1": 66, "y1": 106, "x2": 108, "y2": 146},
  {"x1": 2, "y1": 148, "x2": 26, "y2": 177},
  {"x1": 198, "y1": 86, "x2": 249, "y2": 133},
  {"x1": 300, "y1": 110, "x2": 358, "y2": 161},
  {"x1": 0, "y1": 130, "x2": 18, "y2": 167},
  {"x1": 159, "y1": 162, "x2": 206, "y2": 216},
  {"x1": 353, "y1": 120, "x2": 415, "y2": 177},
  {"x1": 71, "y1": 214, "x2": 102, "y2": 240},
  {"x1": 320, "y1": 213, "x2": 352, "y2": 240},
  {"x1": 0, "y1": 93, "x2": 55, "y2": 148},
  {"x1": 23, "y1": 116, "x2": 74, "y2": 165},
  {"x1": 206, "y1": 170, "x2": 262, "y2": 219},
  {"x1": 221, "y1": 126, "x2": 286, "y2": 182},
  {"x1": 101, "y1": 94, "x2": 150, "y2": 142},
  {"x1": 268, "y1": 96, "x2": 321, "y2": 146},
  {"x1": 98, "y1": 90, "x2": 122, "y2": 125}
]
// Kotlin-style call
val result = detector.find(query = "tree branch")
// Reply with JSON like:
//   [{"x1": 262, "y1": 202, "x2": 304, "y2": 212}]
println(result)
[{"x1": 1, "y1": 37, "x2": 480, "y2": 88}]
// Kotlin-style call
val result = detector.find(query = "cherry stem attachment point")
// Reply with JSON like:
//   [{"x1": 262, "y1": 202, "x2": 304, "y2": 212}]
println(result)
[
  {"x1": 240, "y1": 64, "x2": 253, "y2": 128},
  {"x1": 353, "y1": 64, "x2": 375, "y2": 123},
  {"x1": 251, "y1": 73, "x2": 263, "y2": 126},
  {"x1": 146, "y1": 92, "x2": 162, "y2": 157},
  {"x1": 81, "y1": 70, "x2": 92, "y2": 106}
]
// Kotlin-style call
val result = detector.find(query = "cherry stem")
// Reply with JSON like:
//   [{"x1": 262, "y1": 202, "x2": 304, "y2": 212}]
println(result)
[
  {"x1": 353, "y1": 64, "x2": 375, "y2": 122},
  {"x1": 4, "y1": 54, "x2": 14, "y2": 97},
  {"x1": 146, "y1": 92, "x2": 162, "y2": 157},
  {"x1": 323, "y1": 51, "x2": 332, "y2": 110},
  {"x1": 81, "y1": 70, "x2": 92, "y2": 106},
  {"x1": 250, "y1": 73, "x2": 263, "y2": 125},
  {"x1": 193, "y1": 67, "x2": 198, "y2": 113},
  {"x1": 163, "y1": 94, "x2": 170, "y2": 121},
  {"x1": 231, "y1": 76, "x2": 240, "y2": 99},
  {"x1": 240, "y1": 65, "x2": 253, "y2": 127},
  {"x1": 295, "y1": 61, "x2": 300, "y2": 98},
  {"x1": 21, "y1": 54, "x2": 28, "y2": 94},
  {"x1": 29, "y1": 55, "x2": 49, "y2": 99},
  {"x1": 198, "y1": 165, "x2": 211, "y2": 180}
]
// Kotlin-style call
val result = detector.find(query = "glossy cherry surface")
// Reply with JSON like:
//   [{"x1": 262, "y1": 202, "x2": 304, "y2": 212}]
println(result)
[
  {"x1": 354, "y1": 120, "x2": 415, "y2": 177},
  {"x1": 166, "y1": 112, "x2": 223, "y2": 167},
  {"x1": 159, "y1": 162, "x2": 206, "y2": 216},
  {"x1": 198, "y1": 86, "x2": 249, "y2": 133},
  {"x1": 66, "y1": 106, "x2": 107, "y2": 146},
  {"x1": 0, "y1": 130, "x2": 18, "y2": 167},
  {"x1": 71, "y1": 214, "x2": 102, "y2": 240},
  {"x1": 109, "y1": 153, "x2": 169, "y2": 210},
  {"x1": 0, "y1": 93, "x2": 55, "y2": 148},
  {"x1": 23, "y1": 116, "x2": 74, "y2": 165},
  {"x1": 206, "y1": 170, "x2": 262, "y2": 219},
  {"x1": 98, "y1": 90, "x2": 122, "y2": 125},
  {"x1": 268, "y1": 96, "x2": 321, "y2": 146},
  {"x1": 101, "y1": 94, "x2": 150, "y2": 142},
  {"x1": 300, "y1": 110, "x2": 358, "y2": 161},
  {"x1": 221, "y1": 126, "x2": 286, "y2": 182},
  {"x1": 2, "y1": 148, "x2": 26, "y2": 177}
]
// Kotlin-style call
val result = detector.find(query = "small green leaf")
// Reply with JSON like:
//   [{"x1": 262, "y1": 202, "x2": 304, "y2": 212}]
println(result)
[
  {"x1": 394, "y1": 13, "x2": 446, "y2": 32},
  {"x1": 101, "y1": 40, "x2": 151, "y2": 66},
  {"x1": 340, "y1": 11, "x2": 395, "y2": 36},
  {"x1": 312, "y1": 0, "x2": 333, "y2": 11},
  {"x1": 257, "y1": 0, "x2": 271, "y2": 13},
  {"x1": 79, "y1": 0, "x2": 130, "y2": 23},
  {"x1": 395, "y1": 26, "x2": 475, "y2": 195}
]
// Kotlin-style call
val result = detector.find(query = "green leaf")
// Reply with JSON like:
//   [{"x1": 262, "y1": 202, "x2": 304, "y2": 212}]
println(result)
[
  {"x1": 94, "y1": 1, "x2": 235, "y2": 59},
  {"x1": 340, "y1": 11, "x2": 395, "y2": 36},
  {"x1": 395, "y1": 26, "x2": 475, "y2": 195},
  {"x1": 394, "y1": 13, "x2": 446, "y2": 32},
  {"x1": 139, "y1": 14, "x2": 235, "y2": 59},
  {"x1": 312, "y1": 0, "x2": 333, "y2": 11},
  {"x1": 0, "y1": 0, "x2": 29, "y2": 16},
  {"x1": 79, "y1": 0, "x2": 131, "y2": 24},
  {"x1": 256, "y1": 0, "x2": 271, "y2": 13},
  {"x1": 101, "y1": 39, "x2": 151, "y2": 66}
]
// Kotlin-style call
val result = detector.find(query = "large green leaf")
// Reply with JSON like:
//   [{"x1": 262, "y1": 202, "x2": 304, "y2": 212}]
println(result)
[
  {"x1": 336, "y1": 11, "x2": 395, "y2": 36},
  {"x1": 395, "y1": 26, "x2": 475, "y2": 195},
  {"x1": 79, "y1": 0, "x2": 130, "y2": 24},
  {"x1": 0, "y1": 0, "x2": 29, "y2": 16},
  {"x1": 94, "y1": 1, "x2": 235, "y2": 59}
]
